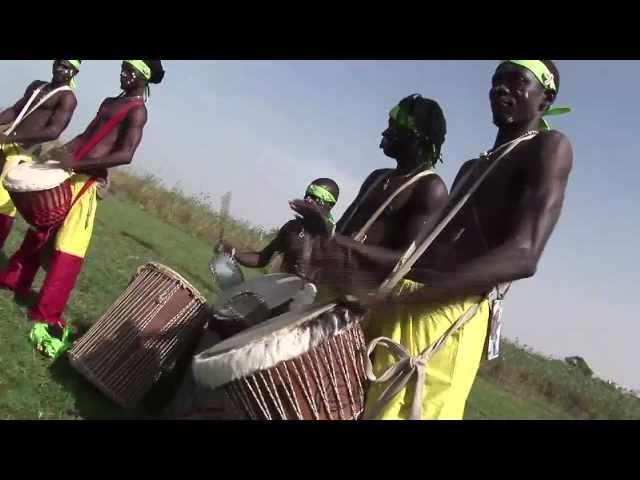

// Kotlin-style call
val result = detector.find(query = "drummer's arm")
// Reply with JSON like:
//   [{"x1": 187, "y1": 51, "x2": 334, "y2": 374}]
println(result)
[
  {"x1": 71, "y1": 107, "x2": 147, "y2": 171},
  {"x1": 0, "y1": 100, "x2": 21, "y2": 126},
  {"x1": 10, "y1": 93, "x2": 77, "y2": 145},
  {"x1": 0, "y1": 82, "x2": 40, "y2": 130},
  {"x1": 234, "y1": 228, "x2": 285, "y2": 268}
]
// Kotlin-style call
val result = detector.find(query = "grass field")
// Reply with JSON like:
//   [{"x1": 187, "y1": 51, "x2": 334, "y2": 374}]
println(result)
[{"x1": 0, "y1": 172, "x2": 638, "y2": 420}]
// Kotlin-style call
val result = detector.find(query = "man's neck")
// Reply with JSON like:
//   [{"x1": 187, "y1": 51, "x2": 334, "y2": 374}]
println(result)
[
  {"x1": 395, "y1": 155, "x2": 425, "y2": 175},
  {"x1": 122, "y1": 86, "x2": 145, "y2": 98},
  {"x1": 494, "y1": 118, "x2": 541, "y2": 149}
]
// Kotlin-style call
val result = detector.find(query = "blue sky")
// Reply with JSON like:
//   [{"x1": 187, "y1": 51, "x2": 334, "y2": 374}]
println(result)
[{"x1": 1, "y1": 60, "x2": 638, "y2": 391}]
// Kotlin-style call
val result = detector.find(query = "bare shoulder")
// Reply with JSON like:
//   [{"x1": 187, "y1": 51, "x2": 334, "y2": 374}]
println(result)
[
  {"x1": 451, "y1": 158, "x2": 479, "y2": 190},
  {"x1": 414, "y1": 172, "x2": 448, "y2": 198},
  {"x1": 365, "y1": 168, "x2": 392, "y2": 184},
  {"x1": 59, "y1": 89, "x2": 78, "y2": 107},
  {"x1": 411, "y1": 172, "x2": 448, "y2": 211},
  {"x1": 460, "y1": 158, "x2": 478, "y2": 171},
  {"x1": 128, "y1": 104, "x2": 148, "y2": 125},
  {"x1": 26, "y1": 80, "x2": 46, "y2": 95},
  {"x1": 529, "y1": 130, "x2": 573, "y2": 177}
]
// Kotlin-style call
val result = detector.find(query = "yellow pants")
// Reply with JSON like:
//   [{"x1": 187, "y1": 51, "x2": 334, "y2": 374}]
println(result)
[
  {"x1": 0, "y1": 143, "x2": 33, "y2": 218},
  {"x1": 364, "y1": 280, "x2": 489, "y2": 420},
  {"x1": 54, "y1": 174, "x2": 98, "y2": 258}
]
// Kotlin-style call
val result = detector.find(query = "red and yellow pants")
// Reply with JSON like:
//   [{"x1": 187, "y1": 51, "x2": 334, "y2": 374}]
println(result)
[{"x1": 0, "y1": 174, "x2": 98, "y2": 326}]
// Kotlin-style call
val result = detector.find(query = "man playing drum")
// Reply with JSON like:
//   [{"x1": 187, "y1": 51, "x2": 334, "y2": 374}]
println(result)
[
  {"x1": 290, "y1": 94, "x2": 449, "y2": 312},
  {"x1": 219, "y1": 178, "x2": 340, "y2": 277},
  {"x1": 362, "y1": 60, "x2": 573, "y2": 420},
  {"x1": 0, "y1": 60, "x2": 165, "y2": 358},
  {"x1": 0, "y1": 60, "x2": 81, "y2": 249}
]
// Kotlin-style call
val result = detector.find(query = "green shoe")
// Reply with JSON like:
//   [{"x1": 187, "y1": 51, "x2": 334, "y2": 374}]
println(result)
[{"x1": 29, "y1": 323, "x2": 71, "y2": 359}]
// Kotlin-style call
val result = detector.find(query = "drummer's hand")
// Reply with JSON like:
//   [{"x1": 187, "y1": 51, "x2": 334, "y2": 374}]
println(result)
[
  {"x1": 289, "y1": 198, "x2": 330, "y2": 236},
  {"x1": 0, "y1": 133, "x2": 10, "y2": 145},
  {"x1": 337, "y1": 290, "x2": 389, "y2": 314},
  {"x1": 46, "y1": 148, "x2": 75, "y2": 169}
]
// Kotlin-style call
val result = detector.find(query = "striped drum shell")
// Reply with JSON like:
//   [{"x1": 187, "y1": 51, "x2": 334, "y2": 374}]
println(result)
[{"x1": 68, "y1": 263, "x2": 209, "y2": 409}]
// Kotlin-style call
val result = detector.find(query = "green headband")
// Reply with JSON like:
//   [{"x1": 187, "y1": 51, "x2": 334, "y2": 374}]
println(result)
[
  {"x1": 124, "y1": 60, "x2": 152, "y2": 100},
  {"x1": 125, "y1": 60, "x2": 151, "y2": 80},
  {"x1": 505, "y1": 60, "x2": 556, "y2": 91},
  {"x1": 306, "y1": 184, "x2": 337, "y2": 205},
  {"x1": 502, "y1": 60, "x2": 572, "y2": 131},
  {"x1": 62, "y1": 60, "x2": 81, "y2": 89},
  {"x1": 388, "y1": 103, "x2": 440, "y2": 167},
  {"x1": 389, "y1": 104, "x2": 417, "y2": 132},
  {"x1": 67, "y1": 60, "x2": 81, "y2": 71}
]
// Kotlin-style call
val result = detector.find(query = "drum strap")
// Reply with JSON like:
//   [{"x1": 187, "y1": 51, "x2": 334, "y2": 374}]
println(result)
[
  {"x1": 337, "y1": 171, "x2": 390, "y2": 235},
  {"x1": 3, "y1": 84, "x2": 73, "y2": 137},
  {"x1": 73, "y1": 99, "x2": 145, "y2": 161},
  {"x1": 59, "y1": 99, "x2": 144, "y2": 210},
  {"x1": 69, "y1": 178, "x2": 97, "y2": 211},
  {"x1": 353, "y1": 169, "x2": 434, "y2": 243}
]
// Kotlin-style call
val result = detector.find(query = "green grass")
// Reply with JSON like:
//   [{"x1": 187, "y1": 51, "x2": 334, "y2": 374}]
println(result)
[
  {"x1": 0, "y1": 196, "x2": 259, "y2": 420},
  {"x1": 1, "y1": 172, "x2": 638, "y2": 420}
]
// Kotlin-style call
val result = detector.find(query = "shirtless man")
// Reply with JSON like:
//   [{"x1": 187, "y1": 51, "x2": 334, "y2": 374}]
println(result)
[
  {"x1": 290, "y1": 94, "x2": 449, "y2": 295},
  {"x1": 219, "y1": 178, "x2": 340, "y2": 276},
  {"x1": 0, "y1": 60, "x2": 81, "y2": 248},
  {"x1": 363, "y1": 60, "x2": 573, "y2": 420},
  {"x1": 0, "y1": 60, "x2": 165, "y2": 358}
]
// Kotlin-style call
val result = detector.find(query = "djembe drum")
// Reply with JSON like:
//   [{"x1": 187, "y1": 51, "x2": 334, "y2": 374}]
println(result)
[
  {"x1": 68, "y1": 262, "x2": 209, "y2": 409},
  {"x1": 3, "y1": 159, "x2": 74, "y2": 229},
  {"x1": 193, "y1": 302, "x2": 367, "y2": 420}
]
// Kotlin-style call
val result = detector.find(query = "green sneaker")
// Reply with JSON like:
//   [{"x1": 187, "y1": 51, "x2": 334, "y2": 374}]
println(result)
[{"x1": 29, "y1": 323, "x2": 71, "y2": 359}]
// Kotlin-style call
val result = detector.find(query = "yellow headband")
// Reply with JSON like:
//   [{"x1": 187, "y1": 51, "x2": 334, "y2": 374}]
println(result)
[
  {"x1": 124, "y1": 60, "x2": 151, "y2": 80},
  {"x1": 501, "y1": 60, "x2": 571, "y2": 131}
]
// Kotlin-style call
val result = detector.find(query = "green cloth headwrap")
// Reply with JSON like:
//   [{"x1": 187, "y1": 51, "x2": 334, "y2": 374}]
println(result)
[
  {"x1": 124, "y1": 60, "x2": 152, "y2": 100},
  {"x1": 502, "y1": 60, "x2": 572, "y2": 131},
  {"x1": 306, "y1": 184, "x2": 336, "y2": 224},
  {"x1": 65, "y1": 60, "x2": 81, "y2": 89},
  {"x1": 306, "y1": 184, "x2": 337, "y2": 205},
  {"x1": 389, "y1": 104, "x2": 417, "y2": 132},
  {"x1": 388, "y1": 103, "x2": 440, "y2": 167},
  {"x1": 29, "y1": 323, "x2": 71, "y2": 359},
  {"x1": 67, "y1": 60, "x2": 81, "y2": 71}
]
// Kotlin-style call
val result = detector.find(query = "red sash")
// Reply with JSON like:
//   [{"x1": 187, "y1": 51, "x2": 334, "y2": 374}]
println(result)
[{"x1": 69, "y1": 98, "x2": 145, "y2": 203}]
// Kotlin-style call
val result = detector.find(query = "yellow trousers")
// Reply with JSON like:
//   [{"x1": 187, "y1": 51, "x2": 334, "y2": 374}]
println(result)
[
  {"x1": 55, "y1": 174, "x2": 98, "y2": 258},
  {"x1": 364, "y1": 280, "x2": 489, "y2": 420}
]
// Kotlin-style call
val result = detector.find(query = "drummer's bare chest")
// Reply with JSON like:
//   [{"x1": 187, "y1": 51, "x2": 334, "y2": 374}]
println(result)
[
  {"x1": 456, "y1": 154, "x2": 528, "y2": 247},
  {"x1": 347, "y1": 177, "x2": 416, "y2": 243},
  {"x1": 17, "y1": 86, "x2": 63, "y2": 126},
  {"x1": 87, "y1": 100, "x2": 132, "y2": 138}
]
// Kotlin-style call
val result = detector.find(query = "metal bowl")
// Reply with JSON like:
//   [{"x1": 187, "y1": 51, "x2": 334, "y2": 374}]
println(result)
[{"x1": 209, "y1": 253, "x2": 245, "y2": 291}]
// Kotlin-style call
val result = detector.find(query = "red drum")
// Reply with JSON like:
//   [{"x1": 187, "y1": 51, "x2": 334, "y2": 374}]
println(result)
[{"x1": 3, "y1": 160, "x2": 73, "y2": 229}]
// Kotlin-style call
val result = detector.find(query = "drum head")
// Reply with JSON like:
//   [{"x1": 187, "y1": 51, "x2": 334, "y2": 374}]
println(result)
[
  {"x1": 3, "y1": 160, "x2": 70, "y2": 192},
  {"x1": 210, "y1": 254, "x2": 244, "y2": 291},
  {"x1": 192, "y1": 301, "x2": 363, "y2": 391}
]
